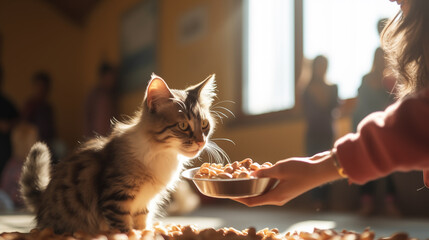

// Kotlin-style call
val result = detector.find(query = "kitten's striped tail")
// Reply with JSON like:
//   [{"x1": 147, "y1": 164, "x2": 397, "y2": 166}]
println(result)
[{"x1": 20, "y1": 142, "x2": 51, "y2": 212}]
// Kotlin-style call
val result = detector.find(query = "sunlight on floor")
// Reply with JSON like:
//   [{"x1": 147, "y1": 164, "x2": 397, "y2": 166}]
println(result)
[
  {"x1": 285, "y1": 220, "x2": 336, "y2": 234},
  {"x1": 160, "y1": 216, "x2": 224, "y2": 229}
]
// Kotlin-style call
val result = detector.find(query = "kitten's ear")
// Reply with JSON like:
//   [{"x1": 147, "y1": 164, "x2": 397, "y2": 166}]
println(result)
[
  {"x1": 192, "y1": 74, "x2": 216, "y2": 106},
  {"x1": 145, "y1": 73, "x2": 173, "y2": 111}
]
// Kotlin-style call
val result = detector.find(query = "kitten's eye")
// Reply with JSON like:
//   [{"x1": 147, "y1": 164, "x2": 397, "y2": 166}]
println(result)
[
  {"x1": 201, "y1": 119, "x2": 209, "y2": 129},
  {"x1": 178, "y1": 122, "x2": 189, "y2": 131}
]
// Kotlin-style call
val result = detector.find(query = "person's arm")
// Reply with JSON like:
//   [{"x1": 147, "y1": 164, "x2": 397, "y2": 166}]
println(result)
[{"x1": 335, "y1": 87, "x2": 429, "y2": 185}]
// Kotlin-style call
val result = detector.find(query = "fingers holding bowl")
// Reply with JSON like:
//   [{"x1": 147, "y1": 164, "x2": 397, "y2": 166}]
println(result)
[{"x1": 232, "y1": 181, "x2": 290, "y2": 207}]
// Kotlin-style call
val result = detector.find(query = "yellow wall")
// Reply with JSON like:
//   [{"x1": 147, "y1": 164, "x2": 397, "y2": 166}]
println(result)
[
  {"x1": 0, "y1": 0, "x2": 84, "y2": 149},
  {"x1": 82, "y1": 0, "x2": 141, "y2": 101}
]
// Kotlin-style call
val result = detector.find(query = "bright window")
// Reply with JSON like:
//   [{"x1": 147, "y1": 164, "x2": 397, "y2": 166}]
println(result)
[
  {"x1": 243, "y1": 0, "x2": 295, "y2": 115},
  {"x1": 304, "y1": 0, "x2": 399, "y2": 99}
]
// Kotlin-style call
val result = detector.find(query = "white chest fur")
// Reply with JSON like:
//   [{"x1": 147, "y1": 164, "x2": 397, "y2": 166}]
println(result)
[
  {"x1": 123, "y1": 125, "x2": 185, "y2": 212},
  {"x1": 129, "y1": 152, "x2": 182, "y2": 213},
  {"x1": 149, "y1": 152, "x2": 181, "y2": 187}
]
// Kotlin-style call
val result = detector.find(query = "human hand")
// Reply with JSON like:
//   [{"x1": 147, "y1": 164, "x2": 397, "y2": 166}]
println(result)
[{"x1": 234, "y1": 151, "x2": 342, "y2": 207}]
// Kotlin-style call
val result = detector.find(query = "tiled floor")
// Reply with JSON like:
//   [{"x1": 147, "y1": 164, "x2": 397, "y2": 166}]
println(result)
[{"x1": 1, "y1": 205, "x2": 428, "y2": 239}]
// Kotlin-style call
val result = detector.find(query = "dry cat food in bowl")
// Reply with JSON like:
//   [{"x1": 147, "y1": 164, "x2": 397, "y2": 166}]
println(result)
[
  {"x1": 195, "y1": 159, "x2": 273, "y2": 179},
  {"x1": 182, "y1": 159, "x2": 278, "y2": 198}
]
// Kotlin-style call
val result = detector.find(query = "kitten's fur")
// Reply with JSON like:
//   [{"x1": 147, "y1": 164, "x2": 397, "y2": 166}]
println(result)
[{"x1": 20, "y1": 74, "x2": 217, "y2": 234}]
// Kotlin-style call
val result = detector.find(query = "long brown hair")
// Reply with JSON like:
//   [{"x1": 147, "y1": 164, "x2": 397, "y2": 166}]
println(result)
[{"x1": 381, "y1": 0, "x2": 429, "y2": 99}]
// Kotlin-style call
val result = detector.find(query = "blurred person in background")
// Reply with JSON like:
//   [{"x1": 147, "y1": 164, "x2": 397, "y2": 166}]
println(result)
[
  {"x1": 0, "y1": 121, "x2": 38, "y2": 210},
  {"x1": 23, "y1": 71, "x2": 58, "y2": 163},
  {"x1": 236, "y1": 0, "x2": 429, "y2": 208},
  {"x1": 353, "y1": 48, "x2": 400, "y2": 217},
  {"x1": 0, "y1": 65, "x2": 19, "y2": 178},
  {"x1": 302, "y1": 55, "x2": 339, "y2": 211},
  {"x1": 85, "y1": 62, "x2": 118, "y2": 138}
]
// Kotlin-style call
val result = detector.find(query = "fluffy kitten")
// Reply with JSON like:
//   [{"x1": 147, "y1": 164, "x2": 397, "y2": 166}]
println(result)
[{"x1": 20, "y1": 74, "x2": 218, "y2": 234}]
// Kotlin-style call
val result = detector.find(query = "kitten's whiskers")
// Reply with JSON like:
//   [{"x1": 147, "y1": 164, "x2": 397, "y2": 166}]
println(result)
[
  {"x1": 205, "y1": 141, "x2": 230, "y2": 164},
  {"x1": 212, "y1": 106, "x2": 235, "y2": 118},
  {"x1": 211, "y1": 138, "x2": 236, "y2": 146},
  {"x1": 210, "y1": 110, "x2": 225, "y2": 124},
  {"x1": 212, "y1": 110, "x2": 228, "y2": 119},
  {"x1": 210, "y1": 100, "x2": 235, "y2": 123},
  {"x1": 212, "y1": 100, "x2": 235, "y2": 108}
]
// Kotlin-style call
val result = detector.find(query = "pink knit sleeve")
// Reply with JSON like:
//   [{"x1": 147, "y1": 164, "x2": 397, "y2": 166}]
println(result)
[{"x1": 334, "y1": 88, "x2": 429, "y2": 185}]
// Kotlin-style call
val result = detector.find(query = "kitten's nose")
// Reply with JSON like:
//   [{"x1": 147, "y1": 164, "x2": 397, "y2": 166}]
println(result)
[{"x1": 196, "y1": 141, "x2": 205, "y2": 148}]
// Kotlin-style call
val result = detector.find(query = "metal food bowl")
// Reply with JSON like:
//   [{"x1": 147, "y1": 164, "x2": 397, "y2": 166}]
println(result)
[{"x1": 181, "y1": 167, "x2": 279, "y2": 198}]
